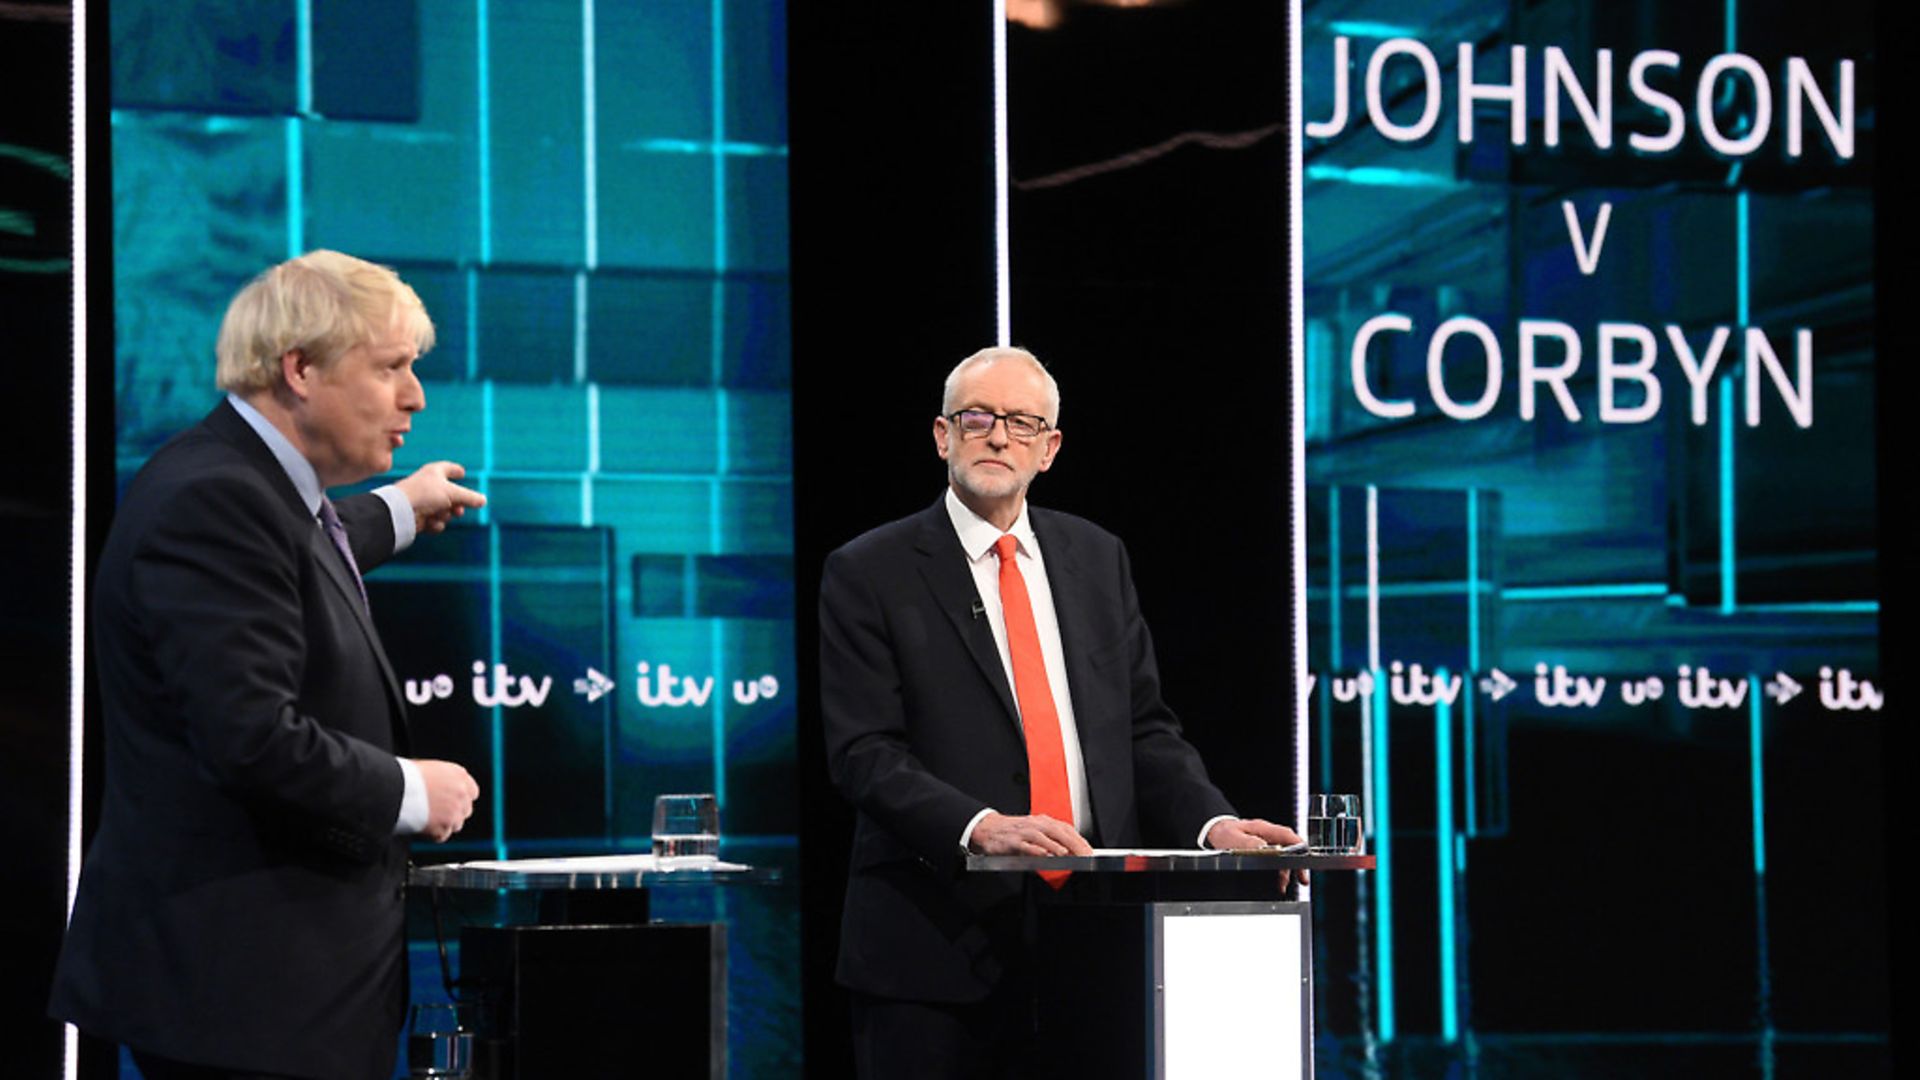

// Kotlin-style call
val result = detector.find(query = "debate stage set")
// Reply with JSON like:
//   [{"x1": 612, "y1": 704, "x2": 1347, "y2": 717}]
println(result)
[{"x1": 0, "y1": 1, "x2": 1895, "y2": 1077}]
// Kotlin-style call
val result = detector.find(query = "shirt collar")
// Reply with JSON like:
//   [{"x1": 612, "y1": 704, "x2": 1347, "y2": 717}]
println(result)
[
  {"x1": 944, "y1": 487, "x2": 1038, "y2": 562},
  {"x1": 227, "y1": 393, "x2": 324, "y2": 517}
]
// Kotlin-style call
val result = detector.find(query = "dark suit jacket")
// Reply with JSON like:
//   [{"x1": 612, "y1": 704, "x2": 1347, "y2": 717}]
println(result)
[
  {"x1": 51, "y1": 401, "x2": 413, "y2": 1080},
  {"x1": 821, "y1": 497, "x2": 1235, "y2": 1003}
]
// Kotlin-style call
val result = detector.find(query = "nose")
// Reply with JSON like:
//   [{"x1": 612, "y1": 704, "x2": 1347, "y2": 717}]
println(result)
[
  {"x1": 400, "y1": 368, "x2": 425, "y2": 412},
  {"x1": 984, "y1": 416, "x2": 1011, "y2": 448}
]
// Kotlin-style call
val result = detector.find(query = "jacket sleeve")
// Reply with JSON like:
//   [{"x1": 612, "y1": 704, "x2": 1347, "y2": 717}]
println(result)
[
  {"x1": 819, "y1": 546, "x2": 991, "y2": 868},
  {"x1": 334, "y1": 489, "x2": 401, "y2": 575}
]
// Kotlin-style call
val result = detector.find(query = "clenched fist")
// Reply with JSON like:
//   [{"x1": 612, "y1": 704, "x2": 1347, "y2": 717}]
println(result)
[{"x1": 413, "y1": 759, "x2": 480, "y2": 842}]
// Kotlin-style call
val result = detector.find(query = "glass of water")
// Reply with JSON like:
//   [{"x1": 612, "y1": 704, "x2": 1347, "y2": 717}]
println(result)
[
  {"x1": 652, "y1": 793, "x2": 720, "y2": 860},
  {"x1": 1307, "y1": 793, "x2": 1364, "y2": 854},
  {"x1": 407, "y1": 1001, "x2": 473, "y2": 1078}
]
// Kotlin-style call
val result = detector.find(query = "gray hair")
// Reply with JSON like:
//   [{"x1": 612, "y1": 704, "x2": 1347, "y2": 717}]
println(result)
[
  {"x1": 215, "y1": 249, "x2": 434, "y2": 393},
  {"x1": 940, "y1": 346, "x2": 1060, "y2": 426}
]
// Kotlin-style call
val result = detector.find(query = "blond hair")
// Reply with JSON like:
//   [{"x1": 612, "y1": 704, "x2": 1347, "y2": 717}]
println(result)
[
  {"x1": 940, "y1": 346, "x2": 1061, "y2": 426},
  {"x1": 215, "y1": 250, "x2": 435, "y2": 393}
]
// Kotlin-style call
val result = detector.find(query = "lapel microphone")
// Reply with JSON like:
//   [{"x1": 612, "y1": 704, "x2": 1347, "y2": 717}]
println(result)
[{"x1": 971, "y1": 598, "x2": 986, "y2": 619}]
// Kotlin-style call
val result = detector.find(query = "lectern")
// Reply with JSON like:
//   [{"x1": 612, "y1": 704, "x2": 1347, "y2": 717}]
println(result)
[
  {"x1": 409, "y1": 855, "x2": 776, "y2": 1079},
  {"x1": 967, "y1": 851, "x2": 1372, "y2": 1079}
]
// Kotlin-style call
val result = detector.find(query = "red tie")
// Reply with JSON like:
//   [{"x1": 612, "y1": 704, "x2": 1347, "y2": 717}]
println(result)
[{"x1": 994, "y1": 534, "x2": 1073, "y2": 888}]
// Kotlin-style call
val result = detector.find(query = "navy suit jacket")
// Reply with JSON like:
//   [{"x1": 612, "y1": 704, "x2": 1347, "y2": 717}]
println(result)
[
  {"x1": 51, "y1": 401, "x2": 413, "y2": 1080},
  {"x1": 821, "y1": 498, "x2": 1234, "y2": 1002}
]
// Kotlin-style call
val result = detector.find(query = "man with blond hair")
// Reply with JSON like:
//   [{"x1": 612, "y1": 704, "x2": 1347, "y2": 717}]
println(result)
[
  {"x1": 52, "y1": 251, "x2": 486, "y2": 1079},
  {"x1": 821, "y1": 346, "x2": 1302, "y2": 1076}
]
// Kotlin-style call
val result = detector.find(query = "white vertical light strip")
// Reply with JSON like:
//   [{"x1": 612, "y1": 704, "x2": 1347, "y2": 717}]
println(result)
[
  {"x1": 1366, "y1": 484, "x2": 1381, "y2": 671},
  {"x1": 1365, "y1": 487, "x2": 1394, "y2": 1041},
  {"x1": 1287, "y1": 0, "x2": 1309, "y2": 841},
  {"x1": 991, "y1": 0, "x2": 1011, "y2": 346},
  {"x1": 66, "y1": 4, "x2": 89, "y2": 1076},
  {"x1": 582, "y1": 0, "x2": 598, "y2": 269},
  {"x1": 1357, "y1": 690, "x2": 1374, "y2": 845},
  {"x1": 1361, "y1": 482, "x2": 1380, "y2": 831}
]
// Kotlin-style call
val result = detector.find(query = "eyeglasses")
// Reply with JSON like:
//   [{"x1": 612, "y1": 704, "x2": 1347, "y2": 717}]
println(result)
[{"x1": 946, "y1": 409, "x2": 1051, "y2": 441}]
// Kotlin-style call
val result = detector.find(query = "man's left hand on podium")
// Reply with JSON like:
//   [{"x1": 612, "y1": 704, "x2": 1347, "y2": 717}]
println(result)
[
  {"x1": 1205, "y1": 817, "x2": 1300, "y2": 851},
  {"x1": 1206, "y1": 817, "x2": 1309, "y2": 892}
]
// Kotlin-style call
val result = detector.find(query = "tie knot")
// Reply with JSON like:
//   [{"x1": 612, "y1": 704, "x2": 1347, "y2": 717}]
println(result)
[
  {"x1": 316, "y1": 497, "x2": 342, "y2": 529},
  {"x1": 993, "y1": 534, "x2": 1019, "y2": 563}
]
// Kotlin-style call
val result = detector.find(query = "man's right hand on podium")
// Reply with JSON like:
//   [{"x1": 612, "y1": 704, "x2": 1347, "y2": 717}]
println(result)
[{"x1": 968, "y1": 811, "x2": 1094, "y2": 857}]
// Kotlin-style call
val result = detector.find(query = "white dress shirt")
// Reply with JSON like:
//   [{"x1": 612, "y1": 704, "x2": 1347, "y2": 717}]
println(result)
[{"x1": 946, "y1": 488, "x2": 1091, "y2": 848}]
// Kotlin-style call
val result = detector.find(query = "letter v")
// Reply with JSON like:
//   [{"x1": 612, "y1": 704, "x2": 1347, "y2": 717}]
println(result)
[{"x1": 1562, "y1": 200, "x2": 1613, "y2": 276}]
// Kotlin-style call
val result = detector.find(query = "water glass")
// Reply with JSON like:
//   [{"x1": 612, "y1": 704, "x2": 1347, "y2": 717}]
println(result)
[
  {"x1": 1307, "y1": 793, "x2": 1364, "y2": 854},
  {"x1": 652, "y1": 793, "x2": 720, "y2": 859}
]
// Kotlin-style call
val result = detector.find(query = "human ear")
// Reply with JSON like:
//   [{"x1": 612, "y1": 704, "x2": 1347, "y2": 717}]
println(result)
[
  {"x1": 279, "y1": 349, "x2": 313, "y2": 400},
  {"x1": 933, "y1": 416, "x2": 953, "y2": 461},
  {"x1": 1036, "y1": 428, "x2": 1062, "y2": 472}
]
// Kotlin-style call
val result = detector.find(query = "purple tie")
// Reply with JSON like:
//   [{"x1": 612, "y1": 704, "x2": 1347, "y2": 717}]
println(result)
[{"x1": 316, "y1": 497, "x2": 369, "y2": 613}]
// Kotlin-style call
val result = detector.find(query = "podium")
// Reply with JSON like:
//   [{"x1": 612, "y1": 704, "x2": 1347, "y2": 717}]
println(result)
[
  {"x1": 967, "y1": 851, "x2": 1372, "y2": 1080},
  {"x1": 408, "y1": 855, "x2": 776, "y2": 1079}
]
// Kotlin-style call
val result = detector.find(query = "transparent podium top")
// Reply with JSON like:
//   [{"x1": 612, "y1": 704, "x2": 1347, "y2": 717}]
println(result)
[
  {"x1": 967, "y1": 850, "x2": 1375, "y2": 873},
  {"x1": 408, "y1": 853, "x2": 778, "y2": 891}
]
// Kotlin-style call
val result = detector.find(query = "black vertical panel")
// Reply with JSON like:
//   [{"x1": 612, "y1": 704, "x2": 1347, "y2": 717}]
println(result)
[
  {"x1": 0, "y1": 4, "x2": 79, "y2": 1077},
  {"x1": 1007, "y1": 0, "x2": 1301, "y2": 824},
  {"x1": 789, "y1": 6, "x2": 996, "y2": 1078}
]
